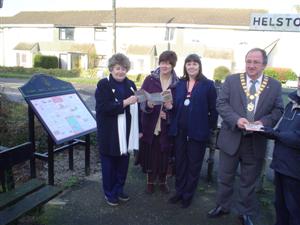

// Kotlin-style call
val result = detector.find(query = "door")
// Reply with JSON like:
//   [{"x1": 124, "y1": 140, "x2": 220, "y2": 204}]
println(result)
[{"x1": 59, "y1": 54, "x2": 68, "y2": 69}]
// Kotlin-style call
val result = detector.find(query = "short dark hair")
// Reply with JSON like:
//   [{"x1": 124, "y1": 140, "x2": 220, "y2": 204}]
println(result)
[
  {"x1": 108, "y1": 53, "x2": 131, "y2": 72},
  {"x1": 246, "y1": 48, "x2": 268, "y2": 65},
  {"x1": 182, "y1": 54, "x2": 203, "y2": 81},
  {"x1": 158, "y1": 50, "x2": 177, "y2": 68}
]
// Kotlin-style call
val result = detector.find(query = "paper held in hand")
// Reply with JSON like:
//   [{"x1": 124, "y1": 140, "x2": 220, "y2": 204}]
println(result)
[
  {"x1": 135, "y1": 89, "x2": 172, "y2": 105},
  {"x1": 244, "y1": 123, "x2": 264, "y2": 131}
]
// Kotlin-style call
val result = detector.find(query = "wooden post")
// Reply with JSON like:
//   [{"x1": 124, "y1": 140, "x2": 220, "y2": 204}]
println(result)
[
  {"x1": 28, "y1": 107, "x2": 36, "y2": 178},
  {"x1": 48, "y1": 135, "x2": 54, "y2": 185},
  {"x1": 68, "y1": 141, "x2": 74, "y2": 170},
  {"x1": 85, "y1": 135, "x2": 90, "y2": 176}
]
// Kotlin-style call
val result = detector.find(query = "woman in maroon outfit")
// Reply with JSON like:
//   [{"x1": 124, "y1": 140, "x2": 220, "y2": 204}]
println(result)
[{"x1": 138, "y1": 50, "x2": 178, "y2": 194}]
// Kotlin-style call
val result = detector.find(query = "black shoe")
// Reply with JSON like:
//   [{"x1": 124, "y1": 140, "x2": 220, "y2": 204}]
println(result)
[
  {"x1": 168, "y1": 194, "x2": 182, "y2": 204},
  {"x1": 159, "y1": 183, "x2": 170, "y2": 194},
  {"x1": 118, "y1": 193, "x2": 130, "y2": 202},
  {"x1": 238, "y1": 215, "x2": 254, "y2": 225},
  {"x1": 181, "y1": 199, "x2": 191, "y2": 208},
  {"x1": 104, "y1": 196, "x2": 119, "y2": 206},
  {"x1": 207, "y1": 205, "x2": 230, "y2": 218},
  {"x1": 146, "y1": 183, "x2": 155, "y2": 194}
]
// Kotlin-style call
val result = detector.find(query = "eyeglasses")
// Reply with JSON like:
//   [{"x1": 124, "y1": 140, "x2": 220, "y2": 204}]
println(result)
[{"x1": 245, "y1": 60, "x2": 263, "y2": 65}]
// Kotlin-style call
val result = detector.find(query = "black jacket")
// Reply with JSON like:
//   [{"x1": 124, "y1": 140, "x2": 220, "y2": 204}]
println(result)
[{"x1": 95, "y1": 75, "x2": 137, "y2": 156}]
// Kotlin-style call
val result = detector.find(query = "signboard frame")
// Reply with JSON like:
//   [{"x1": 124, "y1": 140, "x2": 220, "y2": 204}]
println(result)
[
  {"x1": 28, "y1": 92, "x2": 96, "y2": 145},
  {"x1": 19, "y1": 74, "x2": 94, "y2": 184}
]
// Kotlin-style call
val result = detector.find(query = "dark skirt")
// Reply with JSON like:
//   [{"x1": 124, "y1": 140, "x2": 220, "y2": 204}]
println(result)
[{"x1": 138, "y1": 135, "x2": 171, "y2": 175}]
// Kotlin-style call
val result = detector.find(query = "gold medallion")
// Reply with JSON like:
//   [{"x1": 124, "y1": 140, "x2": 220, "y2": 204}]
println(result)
[
  {"x1": 240, "y1": 73, "x2": 269, "y2": 102},
  {"x1": 247, "y1": 102, "x2": 254, "y2": 112}
]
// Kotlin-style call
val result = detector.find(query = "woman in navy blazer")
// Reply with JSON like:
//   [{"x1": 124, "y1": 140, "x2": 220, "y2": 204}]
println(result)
[
  {"x1": 95, "y1": 53, "x2": 138, "y2": 207},
  {"x1": 167, "y1": 54, "x2": 218, "y2": 208}
]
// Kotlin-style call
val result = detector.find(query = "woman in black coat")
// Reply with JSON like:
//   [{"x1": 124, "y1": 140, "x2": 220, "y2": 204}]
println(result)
[
  {"x1": 168, "y1": 54, "x2": 218, "y2": 208},
  {"x1": 95, "y1": 53, "x2": 138, "y2": 206}
]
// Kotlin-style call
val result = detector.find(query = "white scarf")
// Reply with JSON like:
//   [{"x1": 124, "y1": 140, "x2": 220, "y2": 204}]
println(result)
[
  {"x1": 110, "y1": 81, "x2": 138, "y2": 155},
  {"x1": 118, "y1": 101, "x2": 139, "y2": 155}
]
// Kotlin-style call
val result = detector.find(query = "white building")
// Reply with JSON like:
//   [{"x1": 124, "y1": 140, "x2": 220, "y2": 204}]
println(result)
[{"x1": 1, "y1": 8, "x2": 300, "y2": 78}]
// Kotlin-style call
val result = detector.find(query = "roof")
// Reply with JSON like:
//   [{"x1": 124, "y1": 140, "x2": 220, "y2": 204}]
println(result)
[
  {"x1": 1, "y1": 10, "x2": 111, "y2": 26},
  {"x1": 14, "y1": 42, "x2": 38, "y2": 51},
  {"x1": 13, "y1": 42, "x2": 95, "y2": 53},
  {"x1": 38, "y1": 42, "x2": 95, "y2": 53},
  {"x1": 126, "y1": 45, "x2": 156, "y2": 55},
  {"x1": 203, "y1": 47, "x2": 234, "y2": 59},
  {"x1": 0, "y1": 8, "x2": 267, "y2": 27}
]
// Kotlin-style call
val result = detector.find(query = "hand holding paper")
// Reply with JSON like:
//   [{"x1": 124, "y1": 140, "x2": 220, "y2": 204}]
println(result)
[
  {"x1": 135, "y1": 89, "x2": 173, "y2": 105},
  {"x1": 244, "y1": 122, "x2": 263, "y2": 131}
]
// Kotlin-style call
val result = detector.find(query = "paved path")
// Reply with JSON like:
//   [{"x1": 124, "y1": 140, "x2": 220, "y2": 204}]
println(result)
[
  {"x1": 1, "y1": 77, "x2": 276, "y2": 225},
  {"x1": 41, "y1": 160, "x2": 275, "y2": 225},
  {"x1": 0, "y1": 77, "x2": 276, "y2": 181},
  {"x1": 0, "y1": 77, "x2": 96, "y2": 112}
]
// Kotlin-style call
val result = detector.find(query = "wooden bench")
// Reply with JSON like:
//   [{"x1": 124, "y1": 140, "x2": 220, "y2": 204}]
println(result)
[{"x1": 0, "y1": 142, "x2": 62, "y2": 225}]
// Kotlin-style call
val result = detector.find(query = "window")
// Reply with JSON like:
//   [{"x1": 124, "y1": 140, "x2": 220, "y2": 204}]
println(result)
[
  {"x1": 59, "y1": 27, "x2": 74, "y2": 40},
  {"x1": 138, "y1": 59, "x2": 144, "y2": 71},
  {"x1": 95, "y1": 55, "x2": 107, "y2": 67},
  {"x1": 21, "y1": 53, "x2": 26, "y2": 63},
  {"x1": 130, "y1": 61, "x2": 135, "y2": 70},
  {"x1": 94, "y1": 27, "x2": 107, "y2": 41},
  {"x1": 164, "y1": 28, "x2": 175, "y2": 41},
  {"x1": 16, "y1": 52, "x2": 27, "y2": 66}
]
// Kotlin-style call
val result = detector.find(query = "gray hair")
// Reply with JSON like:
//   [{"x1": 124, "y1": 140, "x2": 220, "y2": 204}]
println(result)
[
  {"x1": 108, "y1": 53, "x2": 131, "y2": 72},
  {"x1": 246, "y1": 48, "x2": 268, "y2": 65}
]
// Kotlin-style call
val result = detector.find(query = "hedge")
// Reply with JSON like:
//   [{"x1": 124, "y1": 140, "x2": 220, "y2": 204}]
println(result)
[
  {"x1": 34, "y1": 54, "x2": 59, "y2": 69},
  {"x1": 264, "y1": 67, "x2": 297, "y2": 83},
  {"x1": 0, "y1": 66, "x2": 80, "y2": 78},
  {"x1": 213, "y1": 66, "x2": 230, "y2": 81}
]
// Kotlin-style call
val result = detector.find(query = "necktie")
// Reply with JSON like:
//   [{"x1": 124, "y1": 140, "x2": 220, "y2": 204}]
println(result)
[{"x1": 247, "y1": 80, "x2": 257, "y2": 121}]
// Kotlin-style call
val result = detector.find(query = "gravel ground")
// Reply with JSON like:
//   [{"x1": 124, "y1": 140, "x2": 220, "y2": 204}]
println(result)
[{"x1": 37, "y1": 145, "x2": 101, "y2": 185}]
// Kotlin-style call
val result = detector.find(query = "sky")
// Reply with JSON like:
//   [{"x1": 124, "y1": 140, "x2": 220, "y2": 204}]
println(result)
[{"x1": 0, "y1": 0, "x2": 298, "y2": 16}]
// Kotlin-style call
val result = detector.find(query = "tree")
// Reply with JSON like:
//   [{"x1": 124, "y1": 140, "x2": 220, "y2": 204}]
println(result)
[{"x1": 213, "y1": 66, "x2": 230, "y2": 81}]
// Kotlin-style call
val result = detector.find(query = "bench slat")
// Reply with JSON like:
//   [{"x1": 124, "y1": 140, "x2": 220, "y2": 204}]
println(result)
[
  {"x1": 0, "y1": 185, "x2": 62, "y2": 225},
  {"x1": 0, "y1": 179, "x2": 45, "y2": 210}
]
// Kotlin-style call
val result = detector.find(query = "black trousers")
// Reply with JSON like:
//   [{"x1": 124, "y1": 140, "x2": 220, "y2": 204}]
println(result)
[
  {"x1": 174, "y1": 130, "x2": 207, "y2": 201},
  {"x1": 274, "y1": 172, "x2": 300, "y2": 225},
  {"x1": 100, "y1": 153, "x2": 130, "y2": 201}
]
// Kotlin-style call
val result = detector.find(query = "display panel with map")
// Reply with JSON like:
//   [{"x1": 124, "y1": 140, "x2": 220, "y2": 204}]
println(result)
[{"x1": 30, "y1": 93, "x2": 96, "y2": 144}]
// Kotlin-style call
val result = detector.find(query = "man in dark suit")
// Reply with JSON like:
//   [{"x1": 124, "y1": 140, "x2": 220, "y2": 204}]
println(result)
[{"x1": 207, "y1": 48, "x2": 284, "y2": 225}]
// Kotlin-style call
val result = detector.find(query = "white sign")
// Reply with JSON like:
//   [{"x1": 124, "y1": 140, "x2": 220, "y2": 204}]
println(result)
[
  {"x1": 30, "y1": 93, "x2": 96, "y2": 144},
  {"x1": 250, "y1": 13, "x2": 300, "y2": 32}
]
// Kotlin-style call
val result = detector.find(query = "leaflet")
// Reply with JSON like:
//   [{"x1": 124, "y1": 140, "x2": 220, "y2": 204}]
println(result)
[
  {"x1": 244, "y1": 123, "x2": 264, "y2": 131},
  {"x1": 135, "y1": 89, "x2": 172, "y2": 105}
]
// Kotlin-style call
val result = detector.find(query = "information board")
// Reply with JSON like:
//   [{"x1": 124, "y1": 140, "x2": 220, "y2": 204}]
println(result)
[{"x1": 30, "y1": 93, "x2": 96, "y2": 144}]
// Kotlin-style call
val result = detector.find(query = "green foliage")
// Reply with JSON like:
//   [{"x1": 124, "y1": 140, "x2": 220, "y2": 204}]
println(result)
[
  {"x1": 264, "y1": 67, "x2": 297, "y2": 83},
  {"x1": 34, "y1": 54, "x2": 59, "y2": 69},
  {"x1": 0, "y1": 94, "x2": 48, "y2": 148},
  {"x1": 80, "y1": 68, "x2": 99, "y2": 79},
  {"x1": 135, "y1": 73, "x2": 143, "y2": 82},
  {"x1": 0, "y1": 94, "x2": 27, "y2": 146},
  {"x1": 127, "y1": 74, "x2": 146, "y2": 88},
  {"x1": 213, "y1": 66, "x2": 230, "y2": 81},
  {"x1": 63, "y1": 176, "x2": 79, "y2": 188},
  {"x1": 0, "y1": 66, "x2": 80, "y2": 78}
]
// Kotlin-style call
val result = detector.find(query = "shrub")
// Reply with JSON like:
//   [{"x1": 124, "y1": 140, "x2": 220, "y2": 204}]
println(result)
[
  {"x1": 80, "y1": 68, "x2": 99, "y2": 79},
  {"x1": 264, "y1": 67, "x2": 297, "y2": 83},
  {"x1": 34, "y1": 55, "x2": 59, "y2": 69},
  {"x1": 213, "y1": 66, "x2": 230, "y2": 81},
  {"x1": 0, "y1": 66, "x2": 80, "y2": 78}
]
